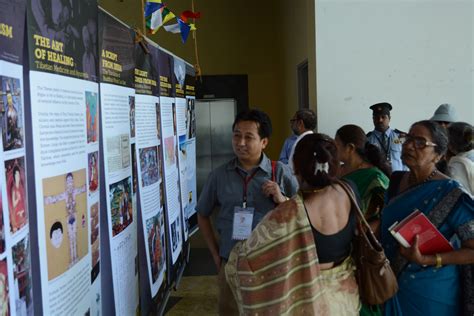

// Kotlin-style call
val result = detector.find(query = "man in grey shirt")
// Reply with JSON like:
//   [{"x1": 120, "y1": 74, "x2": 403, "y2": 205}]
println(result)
[{"x1": 196, "y1": 109, "x2": 298, "y2": 315}]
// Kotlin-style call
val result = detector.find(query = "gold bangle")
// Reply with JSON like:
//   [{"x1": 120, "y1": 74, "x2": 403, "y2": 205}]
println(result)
[{"x1": 435, "y1": 253, "x2": 442, "y2": 268}]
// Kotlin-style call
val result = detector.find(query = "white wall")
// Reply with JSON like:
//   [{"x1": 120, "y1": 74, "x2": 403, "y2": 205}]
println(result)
[{"x1": 315, "y1": 0, "x2": 473, "y2": 137}]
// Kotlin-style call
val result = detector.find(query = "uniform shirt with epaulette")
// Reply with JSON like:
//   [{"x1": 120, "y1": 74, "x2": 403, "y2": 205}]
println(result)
[{"x1": 367, "y1": 128, "x2": 407, "y2": 172}]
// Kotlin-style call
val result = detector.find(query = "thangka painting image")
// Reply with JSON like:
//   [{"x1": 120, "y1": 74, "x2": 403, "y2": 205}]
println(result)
[
  {"x1": 109, "y1": 177, "x2": 133, "y2": 237},
  {"x1": 156, "y1": 102, "x2": 161, "y2": 140},
  {"x1": 131, "y1": 143, "x2": 138, "y2": 194},
  {"x1": 139, "y1": 146, "x2": 160, "y2": 187},
  {"x1": 90, "y1": 202, "x2": 100, "y2": 282},
  {"x1": 164, "y1": 136, "x2": 175, "y2": 167},
  {"x1": 129, "y1": 96, "x2": 135, "y2": 138},
  {"x1": 12, "y1": 236, "x2": 33, "y2": 315},
  {"x1": 0, "y1": 258, "x2": 9, "y2": 316},
  {"x1": 1, "y1": 76, "x2": 24, "y2": 151},
  {"x1": 88, "y1": 151, "x2": 99, "y2": 194},
  {"x1": 0, "y1": 188, "x2": 4, "y2": 254},
  {"x1": 86, "y1": 91, "x2": 99, "y2": 143},
  {"x1": 5, "y1": 157, "x2": 27, "y2": 234},
  {"x1": 146, "y1": 215, "x2": 164, "y2": 283},
  {"x1": 43, "y1": 170, "x2": 88, "y2": 280}
]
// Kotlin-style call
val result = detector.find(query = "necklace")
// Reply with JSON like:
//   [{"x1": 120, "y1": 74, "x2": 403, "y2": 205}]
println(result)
[
  {"x1": 408, "y1": 169, "x2": 438, "y2": 185},
  {"x1": 301, "y1": 186, "x2": 328, "y2": 194}
]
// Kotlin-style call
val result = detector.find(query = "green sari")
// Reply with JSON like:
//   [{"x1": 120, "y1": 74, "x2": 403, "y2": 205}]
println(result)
[
  {"x1": 343, "y1": 167, "x2": 389, "y2": 316},
  {"x1": 343, "y1": 167, "x2": 389, "y2": 221}
]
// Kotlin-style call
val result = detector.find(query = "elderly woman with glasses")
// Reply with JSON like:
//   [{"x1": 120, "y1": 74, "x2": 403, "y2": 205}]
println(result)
[{"x1": 380, "y1": 120, "x2": 474, "y2": 316}]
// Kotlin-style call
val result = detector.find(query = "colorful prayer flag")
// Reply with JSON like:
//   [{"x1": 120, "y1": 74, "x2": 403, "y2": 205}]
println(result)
[
  {"x1": 180, "y1": 10, "x2": 201, "y2": 23},
  {"x1": 144, "y1": 1, "x2": 175, "y2": 34}
]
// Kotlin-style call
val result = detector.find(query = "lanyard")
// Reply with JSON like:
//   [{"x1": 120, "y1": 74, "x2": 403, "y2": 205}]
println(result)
[{"x1": 236, "y1": 168, "x2": 259, "y2": 208}]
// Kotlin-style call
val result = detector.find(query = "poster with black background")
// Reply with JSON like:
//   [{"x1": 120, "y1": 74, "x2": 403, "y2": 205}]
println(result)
[
  {"x1": 27, "y1": 0, "x2": 98, "y2": 82},
  {"x1": 0, "y1": 0, "x2": 26, "y2": 64}
]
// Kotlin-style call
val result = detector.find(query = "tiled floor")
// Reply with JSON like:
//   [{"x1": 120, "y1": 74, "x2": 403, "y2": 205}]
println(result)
[{"x1": 165, "y1": 248, "x2": 219, "y2": 315}]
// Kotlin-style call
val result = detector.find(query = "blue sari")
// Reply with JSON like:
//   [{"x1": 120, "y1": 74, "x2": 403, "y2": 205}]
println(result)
[{"x1": 381, "y1": 178, "x2": 474, "y2": 316}]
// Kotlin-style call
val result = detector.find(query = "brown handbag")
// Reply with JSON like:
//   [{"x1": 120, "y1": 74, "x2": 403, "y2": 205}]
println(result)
[{"x1": 339, "y1": 181, "x2": 399, "y2": 306}]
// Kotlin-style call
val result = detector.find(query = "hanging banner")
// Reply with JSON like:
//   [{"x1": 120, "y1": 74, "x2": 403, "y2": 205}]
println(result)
[
  {"x1": 173, "y1": 57, "x2": 196, "y2": 241},
  {"x1": 158, "y1": 49, "x2": 183, "y2": 264},
  {"x1": 98, "y1": 10, "x2": 139, "y2": 316},
  {"x1": 180, "y1": 63, "x2": 197, "y2": 240},
  {"x1": 134, "y1": 41, "x2": 166, "y2": 298},
  {"x1": 26, "y1": 0, "x2": 101, "y2": 314},
  {"x1": 0, "y1": 1, "x2": 32, "y2": 316}
]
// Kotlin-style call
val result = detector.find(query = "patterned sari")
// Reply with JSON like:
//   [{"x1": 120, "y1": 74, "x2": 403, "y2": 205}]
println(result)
[
  {"x1": 225, "y1": 193, "x2": 360, "y2": 315},
  {"x1": 381, "y1": 176, "x2": 474, "y2": 316}
]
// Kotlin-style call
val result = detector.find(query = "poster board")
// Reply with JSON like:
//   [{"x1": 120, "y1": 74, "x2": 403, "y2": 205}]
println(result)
[
  {"x1": 0, "y1": 1, "x2": 32, "y2": 315},
  {"x1": 98, "y1": 9, "x2": 139, "y2": 316},
  {"x1": 26, "y1": 0, "x2": 101, "y2": 314}
]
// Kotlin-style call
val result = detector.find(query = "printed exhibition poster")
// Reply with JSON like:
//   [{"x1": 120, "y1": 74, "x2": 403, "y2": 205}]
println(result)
[
  {"x1": 26, "y1": 0, "x2": 101, "y2": 314},
  {"x1": 174, "y1": 58, "x2": 197, "y2": 241},
  {"x1": 158, "y1": 49, "x2": 183, "y2": 264},
  {"x1": 135, "y1": 41, "x2": 166, "y2": 297},
  {"x1": 1, "y1": 1, "x2": 33, "y2": 315},
  {"x1": 98, "y1": 10, "x2": 139, "y2": 316}
]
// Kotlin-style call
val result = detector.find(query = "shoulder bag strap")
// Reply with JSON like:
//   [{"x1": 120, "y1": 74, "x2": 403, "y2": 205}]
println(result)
[{"x1": 338, "y1": 180, "x2": 373, "y2": 234}]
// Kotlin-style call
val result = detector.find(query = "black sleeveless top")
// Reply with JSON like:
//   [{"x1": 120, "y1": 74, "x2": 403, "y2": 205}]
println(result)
[{"x1": 304, "y1": 205, "x2": 356, "y2": 264}]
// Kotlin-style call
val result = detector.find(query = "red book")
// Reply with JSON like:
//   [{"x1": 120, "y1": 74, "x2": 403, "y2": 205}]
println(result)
[{"x1": 388, "y1": 209, "x2": 454, "y2": 255}]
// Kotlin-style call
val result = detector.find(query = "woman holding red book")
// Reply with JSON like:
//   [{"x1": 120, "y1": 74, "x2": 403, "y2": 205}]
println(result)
[{"x1": 380, "y1": 120, "x2": 474, "y2": 316}]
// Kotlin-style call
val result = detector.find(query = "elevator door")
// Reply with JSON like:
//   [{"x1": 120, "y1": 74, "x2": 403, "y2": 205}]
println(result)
[{"x1": 195, "y1": 99, "x2": 237, "y2": 195}]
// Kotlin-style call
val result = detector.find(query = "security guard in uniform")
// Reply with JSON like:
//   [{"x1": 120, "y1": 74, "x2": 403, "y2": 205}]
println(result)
[{"x1": 366, "y1": 102, "x2": 407, "y2": 172}]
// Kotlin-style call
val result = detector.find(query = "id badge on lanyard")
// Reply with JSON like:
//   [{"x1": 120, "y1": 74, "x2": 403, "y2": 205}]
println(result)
[
  {"x1": 232, "y1": 168, "x2": 258, "y2": 240},
  {"x1": 232, "y1": 206, "x2": 255, "y2": 240}
]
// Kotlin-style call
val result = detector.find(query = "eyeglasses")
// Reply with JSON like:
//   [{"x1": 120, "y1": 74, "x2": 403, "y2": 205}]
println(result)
[{"x1": 399, "y1": 135, "x2": 438, "y2": 149}]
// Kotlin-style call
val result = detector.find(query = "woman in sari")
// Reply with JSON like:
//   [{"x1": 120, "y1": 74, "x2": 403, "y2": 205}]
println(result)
[
  {"x1": 226, "y1": 134, "x2": 360, "y2": 315},
  {"x1": 335, "y1": 124, "x2": 391, "y2": 316},
  {"x1": 381, "y1": 120, "x2": 474, "y2": 315}
]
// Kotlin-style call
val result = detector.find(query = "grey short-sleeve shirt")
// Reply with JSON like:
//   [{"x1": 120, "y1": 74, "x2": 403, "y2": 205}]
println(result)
[{"x1": 196, "y1": 154, "x2": 298, "y2": 259}]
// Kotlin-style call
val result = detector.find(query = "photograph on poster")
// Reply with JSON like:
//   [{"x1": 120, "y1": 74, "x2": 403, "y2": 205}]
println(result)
[
  {"x1": 156, "y1": 102, "x2": 161, "y2": 140},
  {"x1": 28, "y1": 0, "x2": 98, "y2": 80},
  {"x1": 109, "y1": 177, "x2": 133, "y2": 237},
  {"x1": 0, "y1": 190, "x2": 4, "y2": 253},
  {"x1": 164, "y1": 136, "x2": 175, "y2": 167},
  {"x1": 131, "y1": 143, "x2": 138, "y2": 194},
  {"x1": 90, "y1": 202, "x2": 100, "y2": 282},
  {"x1": 43, "y1": 170, "x2": 87, "y2": 280},
  {"x1": 172, "y1": 103, "x2": 177, "y2": 135},
  {"x1": 186, "y1": 99, "x2": 196, "y2": 139},
  {"x1": 170, "y1": 217, "x2": 181, "y2": 252},
  {"x1": 0, "y1": 75, "x2": 24, "y2": 151},
  {"x1": 86, "y1": 91, "x2": 99, "y2": 143},
  {"x1": 0, "y1": 258, "x2": 9, "y2": 316},
  {"x1": 12, "y1": 235, "x2": 33, "y2": 315},
  {"x1": 88, "y1": 151, "x2": 99, "y2": 193},
  {"x1": 5, "y1": 157, "x2": 27, "y2": 234},
  {"x1": 159, "y1": 182, "x2": 164, "y2": 210},
  {"x1": 139, "y1": 146, "x2": 160, "y2": 187},
  {"x1": 106, "y1": 134, "x2": 130, "y2": 173},
  {"x1": 146, "y1": 215, "x2": 164, "y2": 283},
  {"x1": 130, "y1": 96, "x2": 135, "y2": 138}
]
